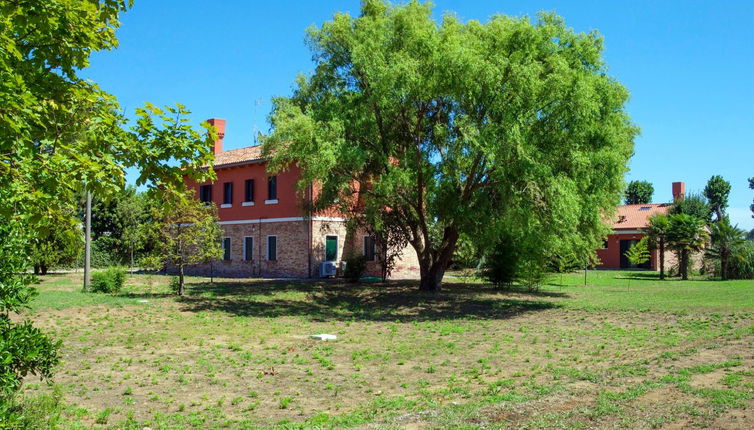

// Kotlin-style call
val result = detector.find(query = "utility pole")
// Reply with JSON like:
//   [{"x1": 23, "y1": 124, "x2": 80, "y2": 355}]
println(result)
[{"x1": 83, "y1": 190, "x2": 92, "y2": 292}]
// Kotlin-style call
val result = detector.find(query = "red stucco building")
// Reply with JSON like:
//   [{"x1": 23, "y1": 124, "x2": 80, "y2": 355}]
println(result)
[
  {"x1": 596, "y1": 182, "x2": 684, "y2": 270},
  {"x1": 184, "y1": 119, "x2": 420, "y2": 279}
]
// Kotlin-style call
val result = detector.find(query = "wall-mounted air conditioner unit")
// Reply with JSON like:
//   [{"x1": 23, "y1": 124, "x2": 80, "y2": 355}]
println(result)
[{"x1": 320, "y1": 261, "x2": 337, "y2": 278}]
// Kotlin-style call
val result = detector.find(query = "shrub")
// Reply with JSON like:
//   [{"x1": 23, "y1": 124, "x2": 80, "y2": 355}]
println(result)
[
  {"x1": 91, "y1": 267, "x2": 126, "y2": 293},
  {"x1": 480, "y1": 235, "x2": 519, "y2": 288},
  {"x1": 729, "y1": 241, "x2": 754, "y2": 280},
  {"x1": 169, "y1": 276, "x2": 181, "y2": 294},
  {"x1": 343, "y1": 254, "x2": 366, "y2": 283}
]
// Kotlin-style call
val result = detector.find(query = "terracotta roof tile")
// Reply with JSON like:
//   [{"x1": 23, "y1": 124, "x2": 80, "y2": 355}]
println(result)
[
  {"x1": 212, "y1": 145, "x2": 264, "y2": 168},
  {"x1": 612, "y1": 203, "x2": 670, "y2": 230}
]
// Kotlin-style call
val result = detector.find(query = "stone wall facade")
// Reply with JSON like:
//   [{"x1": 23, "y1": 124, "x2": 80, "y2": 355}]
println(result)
[{"x1": 183, "y1": 218, "x2": 420, "y2": 279}]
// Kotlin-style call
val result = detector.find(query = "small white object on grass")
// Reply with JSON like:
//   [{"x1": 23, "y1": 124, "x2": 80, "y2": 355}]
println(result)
[
  {"x1": 309, "y1": 334, "x2": 337, "y2": 341},
  {"x1": 137, "y1": 299, "x2": 149, "y2": 303}
]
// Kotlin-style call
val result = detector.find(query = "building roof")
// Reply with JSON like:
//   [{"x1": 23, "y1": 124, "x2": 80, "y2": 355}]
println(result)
[
  {"x1": 612, "y1": 203, "x2": 670, "y2": 230},
  {"x1": 212, "y1": 145, "x2": 264, "y2": 169}
]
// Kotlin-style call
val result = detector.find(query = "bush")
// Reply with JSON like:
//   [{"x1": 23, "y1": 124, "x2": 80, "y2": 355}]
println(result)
[
  {"x1": 729, "y1": 241, "x2": 754, "y2": 280},
  {"x1": 343, "y1": 254, "x2": 366, "y2": 283},
  {"x1": 91, "y1": 267, "x2": 126, "y2": 293},
  {"x1": 480, "y1": 235, "x2": 519, "y2": 288},
  {"x1": 169, "y1": 276, "x2": 181, "y2": 294}
]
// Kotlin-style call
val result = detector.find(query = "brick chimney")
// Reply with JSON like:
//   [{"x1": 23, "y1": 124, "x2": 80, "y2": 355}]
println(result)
[
  {"x1": 207, "y1": 118, "x2": 226, "y2": 155},
  {"x1": 672, "y1": 181, "x2": 685, "y2": 201}
]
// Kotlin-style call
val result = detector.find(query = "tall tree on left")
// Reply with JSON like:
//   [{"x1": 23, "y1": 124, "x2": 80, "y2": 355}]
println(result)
[{"x1": 0, "y1": 0, "x2": 216, "y2": 419}]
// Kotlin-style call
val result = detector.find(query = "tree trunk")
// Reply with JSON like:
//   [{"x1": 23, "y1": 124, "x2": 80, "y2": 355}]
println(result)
[
  {"x1": 659, "y1": 240, "x2": 665, "y2": 280},
  {"x1": 419, "y1": 264, "x2": 446, "y2": 292},
  {"x1": 680, "y1": 250, "x2": 689, "y2": 280},
  {"x1": 721, "y1": 255, "x2": 728, "y2": 281},
  {"x1": 34, "y1": 264, "x2": 40, "y2": 275},
  {"x1": 41, "y1": 264, "x2": 48, "y2": 275},
  {"x1": 178, "y1": 264, "x2": 185, "y2": 296},
  {"x1": 130, "y1": 247, "x2": 134, "y2": 273}
]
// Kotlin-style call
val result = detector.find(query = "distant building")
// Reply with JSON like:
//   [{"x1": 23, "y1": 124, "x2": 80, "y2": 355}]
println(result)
[
  {"x1": 183, "y1": 119, "x2": 419, "y2": 279},
  {"x1": 596, "y1": 182, "x2": 685, "y2": 270}
]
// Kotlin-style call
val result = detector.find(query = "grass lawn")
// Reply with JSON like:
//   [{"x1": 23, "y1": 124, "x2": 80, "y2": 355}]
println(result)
[{"x1": 16, "y1": 270, "x2": 754, "y2": 429}]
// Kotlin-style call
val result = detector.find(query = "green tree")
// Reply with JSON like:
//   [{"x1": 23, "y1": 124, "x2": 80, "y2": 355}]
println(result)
[
  {"x1": 1, "y1": 0, "x2": 216, "y2": 413},
  {"x1": 263, "y1": 1, "x2": 636, "y2": 291},
  {"x1": 117, "y1": 188, "x2": 149, "y2": 270},
  {"x1": 0, "y1": 219, "x2": 61, "y2": 419},
  {"x1": 645, "y1": 214, "x2": 671, "y2": 280},
  {"x1": 670, "y1": 192, "x2": 710, "y2": 222},
  {"x1": 625, "y1": 180, "x2": 654, "y2": 205},
  {"x1": 706, "y1": 219, "x2": 746, "y2": 280},
  {"x1": 703, "y1": 175, "x2": 731, "y2": 222},
  {"x1": 148, "y1": 191, "x2": 224, "y2": 296},
  {"x1": 666, "y1": 214, "x2": 709, "y2": 280}
]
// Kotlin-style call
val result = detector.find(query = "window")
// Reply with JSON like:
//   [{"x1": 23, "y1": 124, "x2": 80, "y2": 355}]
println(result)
[
  {"x1": 325, "y1": 235, "x2": 338, "y2": 262},
  {"x1": 267, "y1": 236, "x2": 277, "y2": 261},
  {"x1": 244, "y1": 179, "x2": 254, "y2": 202},
  {"x1": 268, "y1": 176, "x2": 277, "y2": 200},
  {"x1": 223, "y1": 182, "x2": 233, "y2": 205},
  {"x1": 199, "y1": 185, "x2": 212, "y2": 203},
  {"x1": 363, "y1": 236, "x2": 376, "y2": 261},
  {"x1": 222, "y1": 237, "x2": 231, "y2": 261},
  {"x1": 602, "y1": 239, "x2": 609, "y2": 249},
  {"x1": 244, "y1": 237, "x2": 253, "y2": 261}
]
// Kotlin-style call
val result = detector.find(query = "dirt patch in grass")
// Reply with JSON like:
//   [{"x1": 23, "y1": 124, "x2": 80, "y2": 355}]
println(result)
[{"x1": 18, "y1": 273, "x2": 754, "y2": 428}]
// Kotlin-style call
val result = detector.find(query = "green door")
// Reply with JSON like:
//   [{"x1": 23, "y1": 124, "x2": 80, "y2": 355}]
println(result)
[{"x1": 325, "y1": 236, "x2": 338, "y2": 261}]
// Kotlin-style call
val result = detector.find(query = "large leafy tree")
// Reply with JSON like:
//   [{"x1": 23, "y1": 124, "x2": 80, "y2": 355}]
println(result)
[
  {"x1": 625, "y1": 180, "x2": 654, "y2": 205},
  {"x1": 706, "y1": 219, "x2": 745, "y2": 281},
  {"x1": 0, "y1": 0, "x2": 216, "y2": 414},
  {"x1": 264, "y1": 1, "x2": 637, "y2": 291},
  {"x1": 703, "y1": 175, "x2": 731, "y2": 222},
  {"x1": 645, "y1": 214, "x2": 671, "y2": 280},
  {"x1": 666, "y1": 214, "x2": 709, "y2": 280}
]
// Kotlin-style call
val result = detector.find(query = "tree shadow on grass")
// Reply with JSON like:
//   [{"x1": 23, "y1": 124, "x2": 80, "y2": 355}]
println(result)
[{"x1": 175, "y1": 279, "x2": 563, "y2": 322}]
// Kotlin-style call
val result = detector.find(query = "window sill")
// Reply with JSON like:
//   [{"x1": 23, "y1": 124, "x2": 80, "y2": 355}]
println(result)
[
  {"x1": 264, "y1": 199, "x2": 279, "y2": 205},
  {"x1": 242, "y1": 201, "x2": 255, "y2": 207},
  {"x1": 220, "y1": 204, "x2": 232, "y2": 208}
]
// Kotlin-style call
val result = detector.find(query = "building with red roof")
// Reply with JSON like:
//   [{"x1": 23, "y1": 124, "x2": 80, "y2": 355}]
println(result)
[
  {"x1": 184, "y1": 119, "x2": 420, "y2": 279},
  {"x1": 596, "y1": 182, "x2": 684, "y2": 269}
]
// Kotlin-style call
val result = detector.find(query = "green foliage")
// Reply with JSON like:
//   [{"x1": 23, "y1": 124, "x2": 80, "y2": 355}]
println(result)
[
  {"x1": 703, "y1": 175, "x2": 731, "y2": 222},
  {"x1": 624, "y1": 237, "x2": 650, "y2": 267},
  {"x1": 480, "y1": 234, "x2": 520, "y2": 288},
  {"x1": 667, "y1": 214, "x2": 709, "y2": 280},
  {"x1": 728, "y1": 241, "x2": 754, "y2": 280},
  {"x1": 0, "y1": 220, "x2": 61, "y2": 410},
  {"x1": 148, "y1": 190, "x2": 224, "y2": 295},
  {"x1": 625, "y1": 180, "x2": 654, "y2": 205},
  {"x1": 343, "y1": 254, "x2": 367, "y2": 283},
  {"x1": 263, "y1": 1, "x2": 636, "y2": 291},
  {"x1": 451, "y1": 234, "x2": 480, "y2": 269},
  {"x1": 29, "y1": 210, "x2": 83, "y2": 275},
  {"x1": 90, "y1": 267, "x2": 126, "y2": 294},
  {"x1": 706, "y1": 219, "x2": 746, "y2": 280},
  {"x1": 169, "y1": 277, "x2": 181, "y2": 295},
  {"x1": 670, "y1": 192, "x2": 711, "y2": 222}
]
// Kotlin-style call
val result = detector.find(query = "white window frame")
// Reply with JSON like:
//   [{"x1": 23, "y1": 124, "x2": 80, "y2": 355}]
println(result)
[
  {"x1": 266, "y1": 235, "x2": 277, "y2": 261},
  {"x1": 243, "y1": 236, "x2": 254, "y2": 261}
]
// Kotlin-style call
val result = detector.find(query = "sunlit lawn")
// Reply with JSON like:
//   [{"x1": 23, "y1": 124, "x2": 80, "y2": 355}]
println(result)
[{"x1": 18, "y1": 270, "x2": 754, "y2": 429}]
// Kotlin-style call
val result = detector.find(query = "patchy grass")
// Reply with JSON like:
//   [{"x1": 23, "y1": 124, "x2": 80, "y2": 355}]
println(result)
[{"x1": 17, "y1": 270, "x2": 754, "y2": 428}]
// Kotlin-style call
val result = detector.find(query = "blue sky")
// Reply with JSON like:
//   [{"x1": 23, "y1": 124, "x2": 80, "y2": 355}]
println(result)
[{"x1": 84, "y1": 0, "x2": 754, "y2": 230}]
